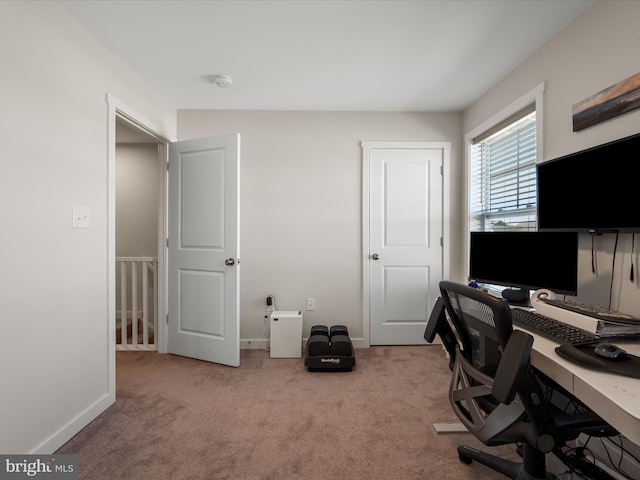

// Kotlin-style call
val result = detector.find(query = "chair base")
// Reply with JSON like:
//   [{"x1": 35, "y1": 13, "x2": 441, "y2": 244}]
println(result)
[{"x1": 457, "y1": 445, "x2": 554, "y2": 480}]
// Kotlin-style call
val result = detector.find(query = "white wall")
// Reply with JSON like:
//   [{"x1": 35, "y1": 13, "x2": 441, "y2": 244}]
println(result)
[
  {"x1": 115, "y1": 143, "x2": 159, "y2": 317},
  {"x1": 4, "y1": 0, "x2": 635, "y2": 456},
  {"x1": 0, "y1": 1, "x2": 176, "y2": 453},
  {"x1": 463, "y1": 1, "x2": 640, "y2": 313},
  {"x1": 116, "y1": 144, "x2": 159, "y2": 258},
  {"x1": 177, "y1": 110, "x2": 462, "y2": 344}
]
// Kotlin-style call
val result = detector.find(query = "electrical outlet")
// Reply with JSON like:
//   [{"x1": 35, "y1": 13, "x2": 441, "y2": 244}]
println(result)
[
  {"x1": 72, "y1": 206, "x2": 90, "y2": 228},
  {"x1": 306, "y1": 298, "x2": 315, "y2": 311}
]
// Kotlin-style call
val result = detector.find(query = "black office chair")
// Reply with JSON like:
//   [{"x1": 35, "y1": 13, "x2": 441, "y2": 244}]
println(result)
[{"x1": 426, "y1": 281, "x2": 617, "y2": 480}]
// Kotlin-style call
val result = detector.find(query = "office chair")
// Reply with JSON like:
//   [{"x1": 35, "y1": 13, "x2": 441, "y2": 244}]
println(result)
[{"x1": 427, "y1": 281, "x2": 617, "y2": 480}]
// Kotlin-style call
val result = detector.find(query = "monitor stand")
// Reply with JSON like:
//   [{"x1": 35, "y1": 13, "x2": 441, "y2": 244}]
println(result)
[{"x1": 502, "y1": 288, "x2": 532, "y2": 307}]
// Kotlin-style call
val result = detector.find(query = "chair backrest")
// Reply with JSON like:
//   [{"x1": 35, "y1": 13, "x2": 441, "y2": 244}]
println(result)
[{"x1": 438, "y1": 281, "x2": 559, "y2": 450}]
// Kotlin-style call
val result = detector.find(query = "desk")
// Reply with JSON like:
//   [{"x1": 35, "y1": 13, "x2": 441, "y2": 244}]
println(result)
[{"x1": 524, "y1": 329, "x2": 640, "y2": 447}]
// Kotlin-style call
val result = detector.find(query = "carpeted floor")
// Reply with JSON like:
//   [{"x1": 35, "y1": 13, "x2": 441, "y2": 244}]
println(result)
[{"x1": 57, "y1": 345, "x2": 518, "y2": 479}]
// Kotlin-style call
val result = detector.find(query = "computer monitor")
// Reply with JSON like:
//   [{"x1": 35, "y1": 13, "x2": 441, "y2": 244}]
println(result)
[
  {"x1": 469, "y1": 231, "x2": 579, "y2": 304},
  {"x1": 537, "y1": 132, "x2": 640, "y2": 233}
]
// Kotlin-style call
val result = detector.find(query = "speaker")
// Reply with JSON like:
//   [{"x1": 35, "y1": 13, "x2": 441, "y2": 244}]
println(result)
[{"x1": 501, "y1": 288, "x2": 529, "y2": 303}]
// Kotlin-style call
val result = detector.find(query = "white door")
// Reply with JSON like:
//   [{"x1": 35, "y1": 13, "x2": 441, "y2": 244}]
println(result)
[
  {"x1": 364, "y1": 142, "x2": 448, "y2": 345},
  {"x1": 168, "y1": 134, "x2": 240, "y2": 366}
]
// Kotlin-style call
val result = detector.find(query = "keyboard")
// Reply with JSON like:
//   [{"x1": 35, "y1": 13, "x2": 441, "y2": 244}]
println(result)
[
  {"x1": 510, "y1": 308, "x2": 600, "y2": 346},
  {"x1": 542, "y1": 298, "x2": 640, "y2": 325}
]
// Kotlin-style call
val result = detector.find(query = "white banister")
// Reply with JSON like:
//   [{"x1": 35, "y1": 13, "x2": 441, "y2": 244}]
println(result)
[{"x1": 116, "y1": 257, "x2": 158, "y2": 351}]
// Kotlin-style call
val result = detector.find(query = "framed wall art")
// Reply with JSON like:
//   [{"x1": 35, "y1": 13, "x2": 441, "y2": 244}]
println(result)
[{"x1": 572, "y1": 71, "x2": 640, "y2": 132}]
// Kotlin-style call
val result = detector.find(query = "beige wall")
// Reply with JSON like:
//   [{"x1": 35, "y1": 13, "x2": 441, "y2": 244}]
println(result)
[
  {"x1": 116, "y1": 144, "x2": 160, "y2": 258},
  {"x1": 0, "y1": 1, "x2": 175, "y2": 453},
  {"x1": 463, "y1": 0, "x2": 640, "y2": 313},
  {"x1": 178, "y1": 110, "x2": 462, "y2": 344},
  {"x1": 5, "y1": 0, "x2": 639, "y2": 455}
]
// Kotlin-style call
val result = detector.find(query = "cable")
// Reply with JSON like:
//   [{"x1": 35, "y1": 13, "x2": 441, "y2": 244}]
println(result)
[
  {"x1": 601, "y1": 435, "x2": 640, "y2": 479},
  {"x1": 260, "y1": 315, "x2": 270, "y2": 352},
  {"x1": 261, "y1": 295, "x2": 278, "y2": 352},
  {"x1": 631, "y1": 234, "x2": 635, "y2": 283},
  {"x1": 556, "y1": 441, "x2": 620, "y2": 480},
  {"x1": 609, "y1": 232, "x2": 619, "y2": 310},
  {"x1": 592, "y1": 235, "x2": 597, "y2": 274}
]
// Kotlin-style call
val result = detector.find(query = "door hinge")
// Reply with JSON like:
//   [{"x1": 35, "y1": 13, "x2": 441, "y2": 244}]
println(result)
[
  {"x1": 440, "y1": 165, "x2": 444, "y2": 176},
  {"x1": 166, "y1": 238, "x2": 169, "y2": 247},
  {"x1": 440, "y1": 237, "x2": 443, "y2": 247},
  {"x1": 166, "y1": 314, "x2": 169, "y2": 325},
  {"x1": 166, "y1": 160, "x2": 169, "y2": 171}
]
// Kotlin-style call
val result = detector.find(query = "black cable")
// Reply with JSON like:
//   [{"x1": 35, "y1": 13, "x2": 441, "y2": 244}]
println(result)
[
  {"x1": 557, "y1": 441, "x2": 619, "y2": 480},
  {"x1": 609, "y1": 232, "x2": 619, "y2": 309},
  {"x1": 631, "y1": 234, "x2": 635, "y2": 283},
  {"x1": 592, "y1": 235, "x2": 597, "y2": 274},
  {"x1": 608, "y1": 436, "x2": 640, "y2": 465},
  {"x1": 600, "y1": 437, "x2": 638, "y2": 480},
  {"x1": 605, "y1": 435, "x2": 640, "y2": 479}
]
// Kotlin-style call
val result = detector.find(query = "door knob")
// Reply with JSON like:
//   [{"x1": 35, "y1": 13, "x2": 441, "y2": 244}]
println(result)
[
  {"x1": 372, "y1": 254, "x2": 380, "y2": 260},
  {"x1": 225, "y1": 258, "x2": 235, "y2": 266}
]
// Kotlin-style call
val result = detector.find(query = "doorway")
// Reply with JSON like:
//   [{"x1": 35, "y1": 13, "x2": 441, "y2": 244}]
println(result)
[
  {"x1": 106, "y1": 95, "x2": 241, "y2": 376},
  {"x1": 115, "y1": 119, "x2": 165, "y2": 350}
]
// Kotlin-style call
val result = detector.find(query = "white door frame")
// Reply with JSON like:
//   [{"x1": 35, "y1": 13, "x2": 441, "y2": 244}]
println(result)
[
  {"x1": 106, "y1": 94, "x2": 175, "y2": 393},
  {"x1": 361, "y1": 141, "x2": 451, "y2": 347}
]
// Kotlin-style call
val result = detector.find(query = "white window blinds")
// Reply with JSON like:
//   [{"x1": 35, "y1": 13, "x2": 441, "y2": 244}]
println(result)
[{"x1": 469, "y1": 107, "x2": 537, "y2": 232}]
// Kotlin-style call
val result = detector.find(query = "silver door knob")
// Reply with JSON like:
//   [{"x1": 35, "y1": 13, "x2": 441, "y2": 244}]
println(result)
[
  {"x1": 225, "y1": 258, "x2": 235, "y2": 266},
  {"x1": 372, "y1": 254, "x2": 380, "y2": 260}
]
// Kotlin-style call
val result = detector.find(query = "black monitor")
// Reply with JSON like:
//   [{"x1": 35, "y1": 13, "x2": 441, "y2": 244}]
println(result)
[
  {"x1": 469, "y1": 231, "x2": 579, "y2": 304},
  {"x1": 537, "y1": 132, "x2": 640, "y2": 233}
]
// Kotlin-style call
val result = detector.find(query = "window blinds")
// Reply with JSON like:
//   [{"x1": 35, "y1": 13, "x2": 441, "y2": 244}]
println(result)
[{"x1": 470, "y1": 110, "x2": 537, "y2": 232}]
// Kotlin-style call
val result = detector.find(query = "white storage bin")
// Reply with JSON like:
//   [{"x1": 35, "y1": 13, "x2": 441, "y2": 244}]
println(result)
[{"x1": 270, "y1": 311, "x2": 303, "y2": 358}]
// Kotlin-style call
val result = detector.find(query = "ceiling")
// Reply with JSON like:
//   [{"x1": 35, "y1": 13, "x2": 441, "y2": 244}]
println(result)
[{"x1": 57, "y1": 0, "x2": 592, "y2": 112}]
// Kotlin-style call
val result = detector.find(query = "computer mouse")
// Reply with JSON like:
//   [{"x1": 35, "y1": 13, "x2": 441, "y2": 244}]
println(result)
[{"x1": 594, "y1": 343, "x2": 628, "y2": 361}]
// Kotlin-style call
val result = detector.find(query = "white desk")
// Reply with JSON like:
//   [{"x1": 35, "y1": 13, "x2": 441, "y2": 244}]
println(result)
[{"x1": 525, "y1": 330, "x2": 640, "y2": 447}]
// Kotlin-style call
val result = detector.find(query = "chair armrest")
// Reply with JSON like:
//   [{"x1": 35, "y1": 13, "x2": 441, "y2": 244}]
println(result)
[
  {"x1": 424, "y1": 297, "x2": 445, "y2": 343},
  {"x1": 424, "y1": 297, "x2": 458, "y2": 368},
  {"x1": 492, "y1": 330, "x2": 534, "y2": 404}
]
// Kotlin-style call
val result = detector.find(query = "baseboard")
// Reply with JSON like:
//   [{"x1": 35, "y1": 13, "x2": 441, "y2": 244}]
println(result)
[
  {"x1": 31, "y1": 391, "x2": 114, "y2": 454},
  {"x1": 241, "y1": 337, "x2": 367, "y2": 350}
]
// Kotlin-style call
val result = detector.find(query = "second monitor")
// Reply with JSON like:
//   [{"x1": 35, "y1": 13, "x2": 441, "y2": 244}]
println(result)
[{"x1": 469, "y1": 231, "x2": 579, "y2": 304}]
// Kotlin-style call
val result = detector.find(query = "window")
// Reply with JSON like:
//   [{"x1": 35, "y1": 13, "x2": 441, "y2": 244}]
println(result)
[{"x1": 469, "y1": 105, "x2": 537, "y2": 232}]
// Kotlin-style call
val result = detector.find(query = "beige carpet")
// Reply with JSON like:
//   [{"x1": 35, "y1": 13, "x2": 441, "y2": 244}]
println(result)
[{"x1": 57, "y1": 345, "x2": 518, "y2": 479}]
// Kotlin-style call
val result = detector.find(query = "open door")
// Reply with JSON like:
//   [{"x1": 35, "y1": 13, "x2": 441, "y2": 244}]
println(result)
[{"x1": 167, "y1": 134, "x2": 240, "y2": 367}]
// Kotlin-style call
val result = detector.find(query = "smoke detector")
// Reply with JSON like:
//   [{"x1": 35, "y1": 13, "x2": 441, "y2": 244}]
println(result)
[{"x1": 212, "y1": 75, "x2": 233, "y2": 88}]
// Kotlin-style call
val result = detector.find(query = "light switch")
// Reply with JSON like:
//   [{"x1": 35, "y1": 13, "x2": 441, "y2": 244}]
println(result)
[{"x1": 72, "y1": 206, "x2": 90, "y2": 228}]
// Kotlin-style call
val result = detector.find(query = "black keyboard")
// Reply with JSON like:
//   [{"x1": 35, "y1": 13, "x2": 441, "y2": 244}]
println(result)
[{"x1": 510, "y1": 308, "x2": 600, "y2": 346}]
